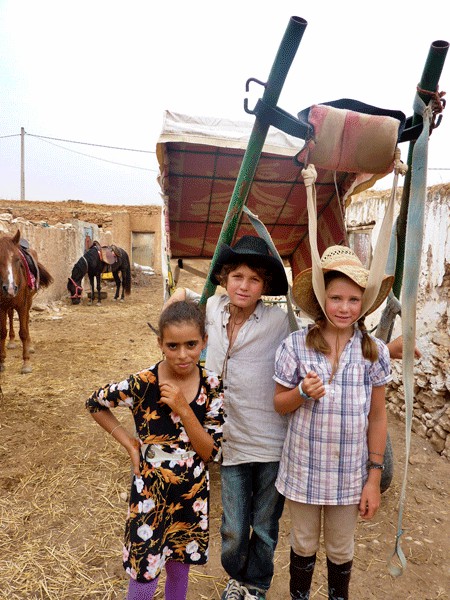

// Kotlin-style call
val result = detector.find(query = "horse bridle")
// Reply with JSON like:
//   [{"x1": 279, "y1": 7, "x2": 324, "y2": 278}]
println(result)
[
  {"x1": 69, "y1": 277, "x2": 83, "y2": 300},
  {"x1": 69, "y1": 255, "x2": 88, "y2": 300}
]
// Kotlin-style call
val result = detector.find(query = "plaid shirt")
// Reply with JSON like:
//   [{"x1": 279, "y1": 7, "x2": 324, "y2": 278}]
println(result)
[{"x1": 273, "y1": 326, "x2": 391, "y2": 505}]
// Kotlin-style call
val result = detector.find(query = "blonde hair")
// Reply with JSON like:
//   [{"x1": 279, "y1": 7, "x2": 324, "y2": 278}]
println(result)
[
  {"x1": 305, "y1": 272, "x2": 379, "y2": 362},
  {"x1": 306, "y1": 316, "x2": 378, "y2": 362}
]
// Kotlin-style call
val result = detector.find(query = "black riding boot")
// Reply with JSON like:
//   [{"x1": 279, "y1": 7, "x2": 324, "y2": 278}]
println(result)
[
  {"x1": 327, "y1": 557, "x2": 353, "y2": 600},
  {"x1": 289, "y1": 548, "x2": 316, "y2": 600}
]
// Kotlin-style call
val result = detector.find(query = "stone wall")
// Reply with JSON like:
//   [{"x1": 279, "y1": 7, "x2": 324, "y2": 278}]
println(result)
[
  {"x1": 0, "y1": 215, "x2": 83, "y2": 304},
  {"x1": 0, "y1": 199, "x2": 162, "y2": 272},
  {"x1": 346, "y1": 183, "x2": 450, "y2": 460}
]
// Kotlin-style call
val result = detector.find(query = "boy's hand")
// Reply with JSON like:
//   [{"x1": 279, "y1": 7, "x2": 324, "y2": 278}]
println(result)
[
  {"x1": 387, "y1": 335, "x2": 422, "y2": 360},
  {"x1": 302, "y1": 371, "x2": 325, "y2": 400}
]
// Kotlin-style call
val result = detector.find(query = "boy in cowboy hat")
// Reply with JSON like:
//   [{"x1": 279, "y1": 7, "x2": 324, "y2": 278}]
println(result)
[
  {"x1": 272, "y1": 245, "x2": 394, "y2": 600},
  {"x1": 167, "y1": 238, "x2": 408, "y2": 600}
]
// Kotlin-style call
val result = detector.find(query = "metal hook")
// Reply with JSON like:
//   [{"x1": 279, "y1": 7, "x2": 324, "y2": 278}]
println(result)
[{"x1": 244, "y1": 77, "x2": 267, "y2": 115}]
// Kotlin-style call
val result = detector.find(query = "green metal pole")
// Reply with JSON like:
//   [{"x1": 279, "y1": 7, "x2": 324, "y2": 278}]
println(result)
[
  {"x1": 392, "y1": 40, "x2": 449, "y2": 299},
  {"x1": 199, "y1": 16, "x2": 308, "y2": 305}
]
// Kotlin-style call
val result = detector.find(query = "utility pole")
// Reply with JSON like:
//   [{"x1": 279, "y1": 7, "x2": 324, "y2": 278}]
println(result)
[{"x1": 20, "y1": 127, "x2": 25, "y2": 200}]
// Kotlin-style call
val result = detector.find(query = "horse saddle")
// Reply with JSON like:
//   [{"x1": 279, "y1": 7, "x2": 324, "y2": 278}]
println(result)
[
  {"x1": 100, "y1": 245, "x2": 119, "y2": 265},
  {"x1": 91, "y1": 240, "x2": 119, "y2": 265},
  {"x1": 19, "y1": 239, "x2": 39, "y2": 289}
]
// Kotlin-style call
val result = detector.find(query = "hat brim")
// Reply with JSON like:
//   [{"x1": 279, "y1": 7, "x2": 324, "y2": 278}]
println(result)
[
  {"x1": 210, "y1": 242, "x2": 288, "y2": 296},
  {"x1": 292, "y1": 267, "x2": 394, "y2": 320}
]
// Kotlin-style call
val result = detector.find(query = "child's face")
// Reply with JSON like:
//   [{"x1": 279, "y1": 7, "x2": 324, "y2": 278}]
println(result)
[
  {"x1": 158, "y1": 321, "x2": 207, "y2": 378},
  {"x1": 225, "y1": 264, "x2": 265, "y2": 311},
  {"x1": 324, "y1": 276, "x2": 363, "y2": 331}
]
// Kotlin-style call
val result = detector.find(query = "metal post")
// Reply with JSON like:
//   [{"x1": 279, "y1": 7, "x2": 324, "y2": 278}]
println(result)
[
  {"x1": 20, "y1": 127, "x2": 25, "y2": 200},
  {"x1": 393, "y1": 40, "x2": 449, "y2": 299},
  {"x1": 199, "y1": 16, "x2": 308, "y2": 304}
]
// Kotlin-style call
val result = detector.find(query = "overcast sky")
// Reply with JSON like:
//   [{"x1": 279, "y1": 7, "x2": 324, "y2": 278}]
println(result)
[{"x1": 1, "y1": 1, "x2": 449, "y2": 205}]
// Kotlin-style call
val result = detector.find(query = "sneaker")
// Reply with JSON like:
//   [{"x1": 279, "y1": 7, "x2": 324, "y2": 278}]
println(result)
[
  {"x1": 222, "y1": 578, "x2": 245, "y2": 600},
  {"x1": 242, "y1": 588, "x2": 266, "y2": 600}
]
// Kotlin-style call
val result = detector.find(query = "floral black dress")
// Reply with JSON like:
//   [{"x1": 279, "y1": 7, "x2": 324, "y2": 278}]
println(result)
[{"x1": 86, "y1": 362, "x2": 224, "y2": 582}]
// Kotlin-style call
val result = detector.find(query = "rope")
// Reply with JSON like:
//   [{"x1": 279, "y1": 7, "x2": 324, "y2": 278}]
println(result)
[
  {"x1": 302, "y1": 155, "x2": 403, "y2": 321},
  {"x1": 415, "y1": 85, "x2": 446, "y2": 133},
  {"x1": 363, "y1": 148, "x2": 405, "y2": 316},
  {"x1": 302, "y1": 164, "x2": 327, "y2": 318},
  {"x1": 387, "y1": 93, "x2": 432, "y2": 577},
  {"x1": 375, "y1": 158, "x2": 409, "y2": 343}
]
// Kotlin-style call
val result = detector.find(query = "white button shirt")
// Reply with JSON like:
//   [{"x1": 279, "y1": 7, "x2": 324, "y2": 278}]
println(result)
[{"x1": 204, "y1": 294, "x2": 291, "y2": 466}]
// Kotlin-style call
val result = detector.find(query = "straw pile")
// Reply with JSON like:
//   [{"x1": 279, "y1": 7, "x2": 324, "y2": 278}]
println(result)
[{"x1": 0, "y1": 274, "x2": 448, "y2": 599}]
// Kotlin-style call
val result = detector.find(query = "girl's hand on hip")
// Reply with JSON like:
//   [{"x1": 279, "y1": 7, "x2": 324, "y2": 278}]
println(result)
[{"x1": 126, "y1": 436, "x2": 142, "y2": 477}]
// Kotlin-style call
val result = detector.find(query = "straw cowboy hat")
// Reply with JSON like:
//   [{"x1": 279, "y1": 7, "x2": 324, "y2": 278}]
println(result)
[
  {"x1": 292, "y1": 245, "x2": 394, "y2": 320},
  {"x1": 210, "y1": 235, "x2": 288, "y2": 296}
]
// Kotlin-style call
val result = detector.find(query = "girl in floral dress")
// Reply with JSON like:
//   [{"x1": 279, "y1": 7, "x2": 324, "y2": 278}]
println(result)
[{"x1": 86, "y1": 300, "x2": 224, "y2": 600}]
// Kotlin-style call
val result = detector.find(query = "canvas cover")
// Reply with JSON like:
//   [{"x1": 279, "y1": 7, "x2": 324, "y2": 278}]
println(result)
[{"x1": 156, "y1": 110, "x2": 392, "y2": 279}]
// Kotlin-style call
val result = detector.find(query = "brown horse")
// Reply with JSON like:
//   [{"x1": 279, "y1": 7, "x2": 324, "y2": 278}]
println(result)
[{"x1": 0, "y1": 230, "x2": 53, "y2": 373}]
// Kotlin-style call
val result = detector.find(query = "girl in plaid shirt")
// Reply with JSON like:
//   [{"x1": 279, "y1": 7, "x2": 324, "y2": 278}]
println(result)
[{"x1": 273, "y1": 246, "x2": 394, "y2": 600}]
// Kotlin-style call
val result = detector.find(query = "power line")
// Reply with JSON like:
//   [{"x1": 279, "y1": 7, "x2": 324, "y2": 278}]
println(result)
[
  {"x1": 35, "y1": 136, "x2": 159, "y2": 172},
  {"x1": 1, "y1": 130, "x2": 449, "y2": 180},
  {"x1": 0, "y1": 130, "x2": 155, "y2": 153},
  {"x1": 27, "y1": 132, "x2": 155, "y2": 154}
]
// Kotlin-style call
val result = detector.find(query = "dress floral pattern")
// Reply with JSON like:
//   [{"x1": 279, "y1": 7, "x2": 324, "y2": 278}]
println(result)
[{"x1": 86, "y1": 362, "x2": 224, "y2": 582}]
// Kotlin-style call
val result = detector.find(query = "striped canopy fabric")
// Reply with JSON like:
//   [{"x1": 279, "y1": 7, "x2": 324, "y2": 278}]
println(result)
[{"x1": 156, "y1": 111, "x2": 393, "y2": 279}]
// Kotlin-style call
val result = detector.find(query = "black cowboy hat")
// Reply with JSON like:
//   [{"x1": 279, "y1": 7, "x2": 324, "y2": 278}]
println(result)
[{"x1": 210, "y1": 235, "x2": 288, "y2": 296}]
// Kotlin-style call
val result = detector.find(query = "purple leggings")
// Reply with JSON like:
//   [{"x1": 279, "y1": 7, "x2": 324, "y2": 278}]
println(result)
[{"x1": 127, "y1": 561, "x2": 190, "y2": 600}]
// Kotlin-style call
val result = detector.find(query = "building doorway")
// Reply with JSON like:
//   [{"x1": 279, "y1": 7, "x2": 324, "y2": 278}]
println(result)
[{"x1": 132, "y1": 232, "x2": 154, "y2": 268}]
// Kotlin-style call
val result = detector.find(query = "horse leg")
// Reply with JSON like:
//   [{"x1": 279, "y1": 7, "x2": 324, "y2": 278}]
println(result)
[
  {"x1": 87, "y1": 275, "x2": 94, "y2": 305},
  {"x1": 18, "y1": 302, "x2": 33, "y2": 374},
  {"x1": 113, "y1": 271, "x2": 120, "y2": 301},
  {"x1": 96, "y1": 275, "x2": 102, "y2": 305},
  {"x1": 0, "y1": 310, "x2": 7, "y2": 372},
  {"x1": 6, "y1": 307, "x2": 17, "y2": 349},
  {"x1": 120, "y1": 269, "x2": 125, "y2": 301}
]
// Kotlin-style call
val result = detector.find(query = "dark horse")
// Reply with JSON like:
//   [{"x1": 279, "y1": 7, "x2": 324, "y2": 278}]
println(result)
[
  {"x1": 67, "y1": 243, "x2": 131, "y2": 305},
  {"x1": 0, "y1": 230, "x2": 53, "y2": 373}
]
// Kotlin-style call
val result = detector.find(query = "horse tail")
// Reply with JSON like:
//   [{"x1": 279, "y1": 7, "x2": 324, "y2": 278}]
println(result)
[
  {"x1": 123, "y1": 250, "x2": 132, "y2": 295},
  {"x1": 37, "y1": 262, "x2": 54, "y2": 288}
]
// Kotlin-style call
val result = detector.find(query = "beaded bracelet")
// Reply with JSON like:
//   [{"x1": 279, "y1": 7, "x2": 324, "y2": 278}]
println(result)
[{"x1": 367, "y1": 460, "x2": 385, "y2": 471}]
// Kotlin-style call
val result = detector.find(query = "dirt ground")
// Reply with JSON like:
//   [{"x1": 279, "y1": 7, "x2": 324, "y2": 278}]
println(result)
[{"x1": 0, "y1": 272, "x2": 448, "y2": 600}]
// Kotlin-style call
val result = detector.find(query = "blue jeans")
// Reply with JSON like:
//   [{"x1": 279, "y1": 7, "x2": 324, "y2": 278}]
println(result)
[{"x1": 220, "y1": 462, "x2": 285, "y2": 592}]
